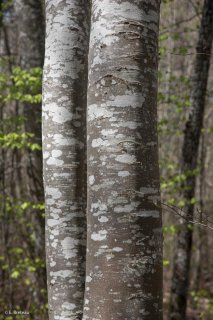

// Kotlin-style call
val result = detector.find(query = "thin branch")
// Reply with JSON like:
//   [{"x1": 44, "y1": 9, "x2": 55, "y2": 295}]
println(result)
[
  {"x1": 161, "y1": 201, "x2": 213, "y2": 230},
  {"x1": 125, "y1": 189, "x2": 213, "y2": 230},
  {"x1": 160, "y1": 13, "x2": 200, "y2": 35}
]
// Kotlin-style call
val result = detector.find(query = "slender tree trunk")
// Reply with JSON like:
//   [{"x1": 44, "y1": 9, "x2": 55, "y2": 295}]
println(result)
[
  {"x1": 194, "y1": 133, "x2": 210, "y2": 293},
  {"x1": 15, "y1": 0, "x2": 44, "y2": 200},
  {"x1": 169, "y1": 1, "x2": 213, "y2": 319},
  {"x1": 16, "y1": 0, "x2": 44, "y2": 68},
  {"x1": 15, "y1": 0, "x2": 46, "y2": 306},
  {"x1": 42, "y1": 1, "x2": 90, "y2": 319},
  {"x1": 83, "y1": 1, "x2": 162, "y2": 319}
]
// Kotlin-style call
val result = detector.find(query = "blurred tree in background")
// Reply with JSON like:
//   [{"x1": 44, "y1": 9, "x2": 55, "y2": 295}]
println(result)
[{"x1": 0, "y1": 0, "x2": 47, "y2": 319}]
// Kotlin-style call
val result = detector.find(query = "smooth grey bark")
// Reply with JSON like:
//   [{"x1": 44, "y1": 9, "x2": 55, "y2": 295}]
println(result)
[
  {"x1": 169, "y1": 1, "x2": 213, "y2": 319},
  {"x1": 42, "y1": 1, "x2": 90, "y2": 319},
  {"x1": 83, "y1": 1, "x2": 162, "y2": 319}
]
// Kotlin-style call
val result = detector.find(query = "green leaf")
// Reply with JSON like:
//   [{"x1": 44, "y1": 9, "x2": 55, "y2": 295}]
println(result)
[
  {"x1": 11, "y1": 270, "x2": 20, "y2": 279},
  {"x1": 163, "y1": 259, "x2": 170, "y2": 267},
  {"x1": 28, "y1": 266, "x2": 36, "y2": 272}
]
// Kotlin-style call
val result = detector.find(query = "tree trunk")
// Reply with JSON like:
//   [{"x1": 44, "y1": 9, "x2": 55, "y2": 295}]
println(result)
[
  {"x1": 42, "y1": 1, "x2": 90, "y2": 319},
  {"x1": 15, "y1": 0, "x2": 46, "y2": 307},
  {"x1": 83, "y1": 1, "x2": 162, "y2": 319},
  {"x1": 15, "y1": 0, "x2": 44, "y2": 200},
  {"x1": 169, "y1": 1, "x2": 213, "y2": 319},
  {"x1": 194, "y1": 133, "x2": 210, "y2": 293}
]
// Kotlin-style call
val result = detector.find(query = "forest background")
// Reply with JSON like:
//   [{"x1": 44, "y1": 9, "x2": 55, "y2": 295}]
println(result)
[{"x1": 0, "y1": 0, "x2": 212, "y2": 319}]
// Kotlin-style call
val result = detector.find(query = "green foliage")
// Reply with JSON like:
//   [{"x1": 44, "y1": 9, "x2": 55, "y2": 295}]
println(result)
[
  {"x1": 162, "y1": 0, "x2": 175, "y2": 4},
  {"x1": 11, "y1": 270, "x2": 20, "y2": 279},
  {"x1": 160, "y1": 159, "x2": 200, "y2": 206},
  {"x1": 0, "y1": 64, "x2": 42, "y2": 104},
  {"x1": 163, "y1": 224, "x2": 179, "y2": 235},
  {"x1": 1, "y1": 0, "x2": 13, "y2": 11},
  {"x1": 158, "y1": 73, "x2": 191, "y2": 113},
  {"x1": 10, "y1": 256, "x2": 45, "y2": 280},
  {"x1": 2, "y1": 196, "x2": 45, "y2": 221},
  {"x1": 0, "y1": 132, "x2": 41, "y2": 150},
  {"x1": 190, "y1": 290, "x2": 213, "y2": 319},
  {"x1": 163, "y1": 259, "x2": 170, "y2": 267},
  {"x1": 0, "y1": 65, "x2": 42, "y2": 154},
  {"x1": 0, "y1": 195, "x2": 47, "y2": 318},
  {"x1": 0, "y1": 41, "x2": 45, "y2": 320},
  {"x1": 5, "y1": 67, "x2": 42, "y2": 104}
]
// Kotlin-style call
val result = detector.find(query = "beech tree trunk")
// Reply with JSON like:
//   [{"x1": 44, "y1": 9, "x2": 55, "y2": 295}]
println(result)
[
  {"x1": 42, "y1": 1, "x2": 90, "y2": 319},
  {"x1": 83, "y1": 1, "x2": 162, "y2": 319},
  {"x1": 169, "y1": 1, "x2": 213, "y2": 319}
]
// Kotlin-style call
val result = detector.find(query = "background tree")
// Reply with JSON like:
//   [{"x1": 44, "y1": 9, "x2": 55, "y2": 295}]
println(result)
[
  {"x1": 0, "y1": 0, "x2": 47, "y2": 317},
  {"x1": 169, "y1": 1, "x2": 213, "y2": 319},
  {"x1": 14, "y1": 0, "x2": 46, "y2": 301}
]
